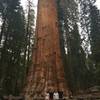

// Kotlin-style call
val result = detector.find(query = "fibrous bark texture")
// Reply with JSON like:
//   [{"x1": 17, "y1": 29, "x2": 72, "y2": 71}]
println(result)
[{"x1": 23, "y1": 0, "x2": 69, "y2": 99}]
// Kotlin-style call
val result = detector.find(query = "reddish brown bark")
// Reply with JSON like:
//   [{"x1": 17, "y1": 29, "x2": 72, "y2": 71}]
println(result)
[{"x1": 23, "y1": 0, "x2": 69, "y2": 99}]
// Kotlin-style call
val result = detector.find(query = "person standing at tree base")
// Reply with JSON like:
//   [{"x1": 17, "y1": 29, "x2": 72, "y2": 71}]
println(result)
[
  {"x1": 53, "y1": 90, "x2": 59, "y2": 100},
  {"x1": 58, "y1": 91, "x2": 63, "y2": 99}
]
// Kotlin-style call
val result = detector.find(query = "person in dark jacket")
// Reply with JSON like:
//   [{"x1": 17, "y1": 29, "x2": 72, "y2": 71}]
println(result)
[
  {"x1": 58, "y1": 91, "x2": 63, "y2": 99},
  {"x1": 49, "y1": 91, "x2": 54, "y2": 100}
]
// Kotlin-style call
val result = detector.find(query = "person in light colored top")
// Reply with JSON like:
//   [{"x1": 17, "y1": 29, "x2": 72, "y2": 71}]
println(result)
[
  {"x1": 45, "y1": 92, "x2": 49, "y2": 100},
  {"x1": 53, "y1": 91, "x2": 59, "y2": 100}
]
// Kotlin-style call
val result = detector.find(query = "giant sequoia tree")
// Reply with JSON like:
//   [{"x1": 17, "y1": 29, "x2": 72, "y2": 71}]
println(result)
[
  {"x1": 0, "y1": 0, "x2": 100, "y2": 97},
  {"x1": 23, "y1": 0, "x2": 69, "y2": 99}
]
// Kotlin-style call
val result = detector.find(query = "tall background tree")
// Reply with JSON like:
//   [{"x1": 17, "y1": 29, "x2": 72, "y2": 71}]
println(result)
[
  {"x1": 57, "y1": 0, "x2": 88, "y2": 94},
  {"x1": 24, "y1": 0, "x2": 35, "y2": 77},
  {"x1": 89, "y1": 4, "x2": 100, "y2": 85},
  {"x1": 0, "y1": 0, "x2": 35, "y2": 96},
  {"x1": 79, "y1": 0, "x2": 100, "y2": 87}
]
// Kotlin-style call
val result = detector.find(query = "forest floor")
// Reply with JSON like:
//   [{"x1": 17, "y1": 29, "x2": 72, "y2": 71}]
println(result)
[{"x1": 69, "y1": 92, "x2": 100, "y2": 100}]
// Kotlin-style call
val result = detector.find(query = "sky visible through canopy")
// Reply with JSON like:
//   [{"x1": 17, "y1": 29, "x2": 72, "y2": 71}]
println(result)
[
  {"x1": 21, "y1": 0, "x2": 100, "y2": 10},
  {"x1": 95, "y1": 0, "x2": 100, "y2": 9},
  {"x1": 20, "y1": 0, "x2": 100, "y2": 54},
  {"x1": 21, "y1": 0, "x2": 38, "y2": 9}
]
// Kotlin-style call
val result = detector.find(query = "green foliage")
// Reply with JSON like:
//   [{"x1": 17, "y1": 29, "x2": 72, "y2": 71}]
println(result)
[
  {"x1": 57, "y1": 0, "x2": 88, "y2": 94},
  {"x1": 0, "y1": 0, "x2": 35, "y2": 96},
  {"x1": 24, "y1": 0, "x2": 35, "y2": 76},
  {"x1": 67, "y1": 24, "x2": 88, "y2": 92},
  {"x1": 89, "y1": 5, "x2": 100, "y2": 85}
]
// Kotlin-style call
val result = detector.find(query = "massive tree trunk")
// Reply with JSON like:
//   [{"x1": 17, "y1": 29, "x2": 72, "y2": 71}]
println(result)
[{"x1": 23, "y1": 0, "x2": 69, "y2": 99}]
